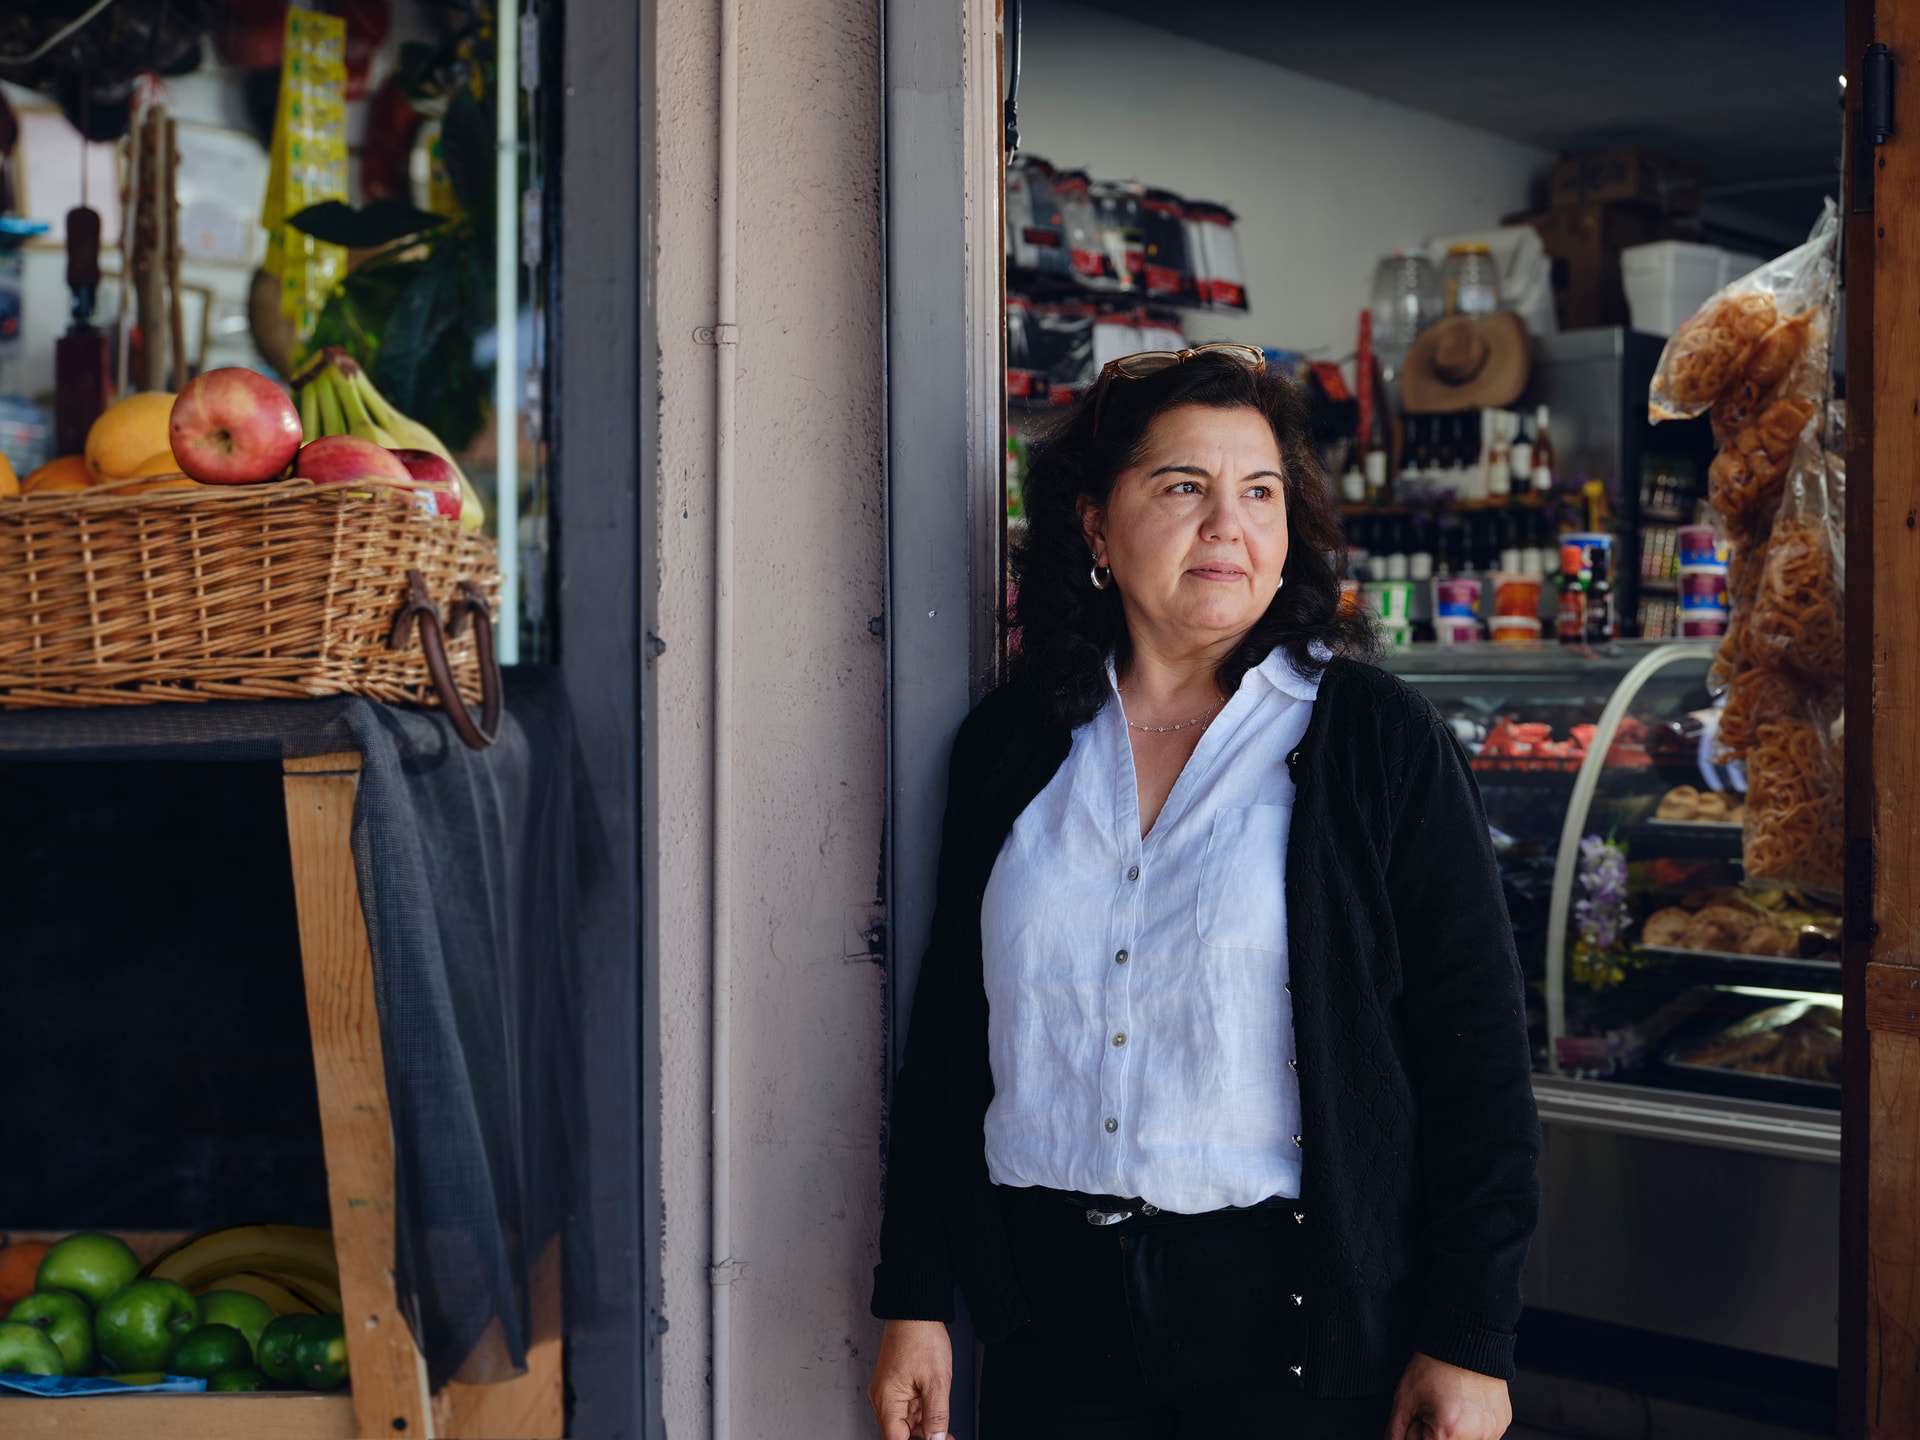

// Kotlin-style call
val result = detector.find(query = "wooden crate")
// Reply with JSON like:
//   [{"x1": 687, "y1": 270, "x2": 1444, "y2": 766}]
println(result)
[{"x1": 0, "y1": 755, "x2": 561, "y2": 1439}]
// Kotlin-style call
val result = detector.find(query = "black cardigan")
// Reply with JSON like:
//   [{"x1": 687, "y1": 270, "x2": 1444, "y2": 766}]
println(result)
[{"x1": 870, "y1": 656, "x2": 1541, "y2": 1395}]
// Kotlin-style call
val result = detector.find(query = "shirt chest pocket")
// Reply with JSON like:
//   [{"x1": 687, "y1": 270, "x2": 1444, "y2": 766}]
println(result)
[{"x1": 1195, "y1": 803, "x2": 1291, "y2": 952}]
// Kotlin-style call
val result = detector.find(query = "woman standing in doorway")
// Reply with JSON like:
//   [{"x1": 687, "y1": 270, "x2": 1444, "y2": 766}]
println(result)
[{"x1": 866, "y1": 347, "x2": 1539, "y2": 1440}]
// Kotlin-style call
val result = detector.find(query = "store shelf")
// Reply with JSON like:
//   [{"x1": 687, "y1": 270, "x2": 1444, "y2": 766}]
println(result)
[
  {"x1": 1622, "y1": 819, "x2": 1744, "y2": 860},
  {"x1": 0, "y1": 1392, "x2": 354, "y2": 1439},
  {"x1": 1636, "y1": 941, "x2": 1839, "y2": 977}
]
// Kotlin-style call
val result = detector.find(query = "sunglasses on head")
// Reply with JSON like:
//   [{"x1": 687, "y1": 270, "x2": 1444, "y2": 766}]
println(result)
[{"x1": 1090, "y1": 342, "x2": 1268, "y2": 435}]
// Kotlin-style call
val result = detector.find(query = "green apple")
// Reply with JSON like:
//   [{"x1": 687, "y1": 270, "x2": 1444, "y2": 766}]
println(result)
[
  {"x1": 195, "y1": 1291, "x2": 273, "y2": 1356},
  {"x1": 35, "y1": 1233, "x2": 139, "y2": 1308},
  {"x1": 0, "y1": 1319, "x2": 65, "y2": 1375},
  {"x1": 7, "y1": 1289, "x2": 94, "y2": 1375},
  {"x1": 94, "y1": 1279, "x2": 197, "y2": 1372}
]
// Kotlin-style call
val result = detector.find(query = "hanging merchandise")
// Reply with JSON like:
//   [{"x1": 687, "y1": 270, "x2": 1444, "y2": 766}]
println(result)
[
  {"x1": 1091, "y1": 181, "x2": 1146, "y2": 293},
  {"x1": 1138, "y1": 189, "x2": 1196, "y2": 304},
  {"x1": 1091, "y1": 304, "x2": 1145, "y2": 374},
  {"x1": 1648, "y1": 200, "x2": 1841, "y2": 897},
  {"x1": 1031, "y1": 298, "x2": 1095, "y2": 401},
  {"x1": 261, "y1": 7, "x2": 350, "y2": 346},
  {"x1": 1007, "y1": 293, "x2": 1047, "y2": 406},
  {"x1": 1051, "y1": 169, "x2": 1116, "y2": 288},
  {"x1": 1006, "y1": 155, "x2": 1072, "y2": 277},
  {"x1": 1137, "y1": 306, "x2": 1185, "y2": 352},
  {"x1": 1186, "y1": 201, "x2": 1248, "y2": 311}
]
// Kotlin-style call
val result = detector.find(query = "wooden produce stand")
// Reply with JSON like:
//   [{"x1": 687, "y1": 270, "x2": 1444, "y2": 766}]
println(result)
[{"x1": 4, "y1": 754, "x2": 560, "y2": 1439}]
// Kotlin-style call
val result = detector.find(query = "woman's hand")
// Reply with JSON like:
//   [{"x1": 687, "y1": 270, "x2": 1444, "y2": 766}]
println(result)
[
  {"x1": 1384, "y1": 1351, "x2": 1512, "y2": 1440},
  {"x1": 867, "y1": 1319, "x2": 953, "y2": 1440}
]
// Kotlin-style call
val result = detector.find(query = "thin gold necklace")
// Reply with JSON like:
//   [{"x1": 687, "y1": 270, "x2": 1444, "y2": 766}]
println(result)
[{"x1": 1121, "y1": 689, "x2": 1225, "y2": 734}]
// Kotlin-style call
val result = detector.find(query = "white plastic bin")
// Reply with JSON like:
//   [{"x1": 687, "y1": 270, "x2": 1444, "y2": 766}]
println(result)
[{"x1": 1621, "y1": 241, "x2": 1767, "y2": 336}]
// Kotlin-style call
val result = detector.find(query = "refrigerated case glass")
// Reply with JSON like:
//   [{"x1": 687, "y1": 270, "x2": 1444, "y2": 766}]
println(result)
[{"x1": 1381, "y1": 641, "x2": 1841, "y2": 1109}]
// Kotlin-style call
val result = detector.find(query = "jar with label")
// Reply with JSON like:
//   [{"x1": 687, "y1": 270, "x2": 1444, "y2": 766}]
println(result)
[{"x1": 1441, "y1": 243, "x2": 1501, "y2": 316}]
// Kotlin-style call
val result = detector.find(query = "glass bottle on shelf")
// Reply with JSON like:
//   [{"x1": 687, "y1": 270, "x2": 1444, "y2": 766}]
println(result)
[
  {"x1": 1531, "y1": 404, "x2": 1556, "y2": 491},
  {"x1": 1556, "y1": 538, "x2": 1590, "y2": 643},
  {"x1": 1519, "y1": 509, "x2": 1546, "y2": 576},
  {"x1": 1409, "y1": 513, "x2": 1434, "y2": 583},
  {"x1": 1487, "y1": 411, "x2": 1511, "y2": 499},
  {"x1": 1383, "y1": 519, "x2": 1410, "y2": 581},
  {"x1": 1509, "y1": 412, "x2": 1534, "y2": 492}
]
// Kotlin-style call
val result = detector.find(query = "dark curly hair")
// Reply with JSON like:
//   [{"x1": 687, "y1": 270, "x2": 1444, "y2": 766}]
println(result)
[{"x1": 1010, "y1": 353, "x2": 1374, "y2": 729}]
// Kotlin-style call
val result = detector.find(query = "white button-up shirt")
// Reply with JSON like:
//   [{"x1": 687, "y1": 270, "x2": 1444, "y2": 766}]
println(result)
[{"x1": 980, "y1": 646, "x2": 1319, "y2": 1214}]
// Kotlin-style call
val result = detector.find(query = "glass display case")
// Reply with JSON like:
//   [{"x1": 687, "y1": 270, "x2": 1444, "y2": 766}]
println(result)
[
  {"x1": 1382, "y1": 640, "x2": 1840, "y2": 1366},
  {"x1": 1382, "y1": 640, "x2": 1841, "y2": 1104}
]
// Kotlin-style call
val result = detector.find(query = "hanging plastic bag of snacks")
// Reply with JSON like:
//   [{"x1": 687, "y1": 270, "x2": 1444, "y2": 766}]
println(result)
[{"x1": 1648, "y1": 200, "x2": 1842, "y2": 898}]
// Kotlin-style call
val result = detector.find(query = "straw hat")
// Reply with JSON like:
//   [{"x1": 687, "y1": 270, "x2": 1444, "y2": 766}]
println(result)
[{"x1": 1400, "y1": 312, "x2": 1531, "y2": 413}]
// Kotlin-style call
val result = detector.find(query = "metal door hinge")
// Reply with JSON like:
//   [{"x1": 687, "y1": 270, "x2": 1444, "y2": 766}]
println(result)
[
  {"x1": 847, "y1": 904, "x2": 887, "y2": 963},
  {"x1": 1866, "y1": 43, "x2": 1895, "y2": 145},
  {"x1": 694, "y1": 324, "x2": 739, "y2": 346}
]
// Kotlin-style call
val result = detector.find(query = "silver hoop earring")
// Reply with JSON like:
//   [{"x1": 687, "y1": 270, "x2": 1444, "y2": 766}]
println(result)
[
  {"x1": 1090, "y1": 563, "x2": 1112, "y2": 591},
  {"x1": 1276, "y1": 574, "x2": 1286, "y2": 590}
]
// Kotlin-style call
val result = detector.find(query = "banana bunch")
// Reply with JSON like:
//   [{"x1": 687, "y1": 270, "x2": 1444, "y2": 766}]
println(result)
[
  {"x1": 292, "y1": 347, "x2": 486, "y2": 534},
  {"x1": 142, "y1": 1224, "x2": 343, "y2": 1317}
]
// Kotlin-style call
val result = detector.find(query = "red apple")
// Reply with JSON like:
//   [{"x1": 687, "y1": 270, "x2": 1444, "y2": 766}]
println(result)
[
  {"x1": 390, "y1": 448, "x2": 463, "y2": 520},
  {"x1": 295, "y1": 435, "x2": 413, "y2": 486},
  {"x1": 168, "y1": 368, "x2": 303, "y2": 484}
]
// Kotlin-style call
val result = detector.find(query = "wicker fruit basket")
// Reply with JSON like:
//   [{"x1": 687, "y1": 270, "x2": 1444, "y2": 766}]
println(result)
[{"x1": 0, "y1": 479, "x2": 500, "y2": 728}]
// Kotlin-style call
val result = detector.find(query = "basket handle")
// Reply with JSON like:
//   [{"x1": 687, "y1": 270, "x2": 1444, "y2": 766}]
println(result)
[{"x1": 389, "y1": 570, "x2": 503, "y2": 750}]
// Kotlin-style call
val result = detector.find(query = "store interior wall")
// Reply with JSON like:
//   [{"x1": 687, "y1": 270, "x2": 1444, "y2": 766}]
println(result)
[
  {"x1": 1017, "y1": 0, "x2": 1554, "y2": 358},
  {"x1": 651, "y1": 0, "x2": 887, "y2": 1433}
]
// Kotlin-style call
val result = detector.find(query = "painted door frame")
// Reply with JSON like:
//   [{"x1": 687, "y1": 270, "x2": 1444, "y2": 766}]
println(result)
[
  {"x1": 883, "y1": 0, "x2": 1005, "y2": 1429},
  {"x1": 1846, "y1": 3, "x2": 1920, "y2": 1437},
  {"x1": 555, "y1": 0, "x2": 663, "y2": 1433}
]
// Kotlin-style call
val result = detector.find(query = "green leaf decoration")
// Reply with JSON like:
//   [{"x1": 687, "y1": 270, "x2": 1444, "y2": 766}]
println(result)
[
  {"x1": 287, "y1": 199, "x2": 447, "y2": 249},
  {"x1": 439, "y1": 88, "x2": 496, "y2": 243}
]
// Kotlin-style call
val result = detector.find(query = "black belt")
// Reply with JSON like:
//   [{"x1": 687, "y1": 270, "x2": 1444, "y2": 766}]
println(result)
[{"x1": 1037, "y1": 1187, "x2": 1294, "y2": 1228}]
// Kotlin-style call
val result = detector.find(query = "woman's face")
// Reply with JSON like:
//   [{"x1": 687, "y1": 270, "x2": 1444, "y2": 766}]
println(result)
[{"x1": 1081, "y1": 403, "x2": 1290, "y2": 654}]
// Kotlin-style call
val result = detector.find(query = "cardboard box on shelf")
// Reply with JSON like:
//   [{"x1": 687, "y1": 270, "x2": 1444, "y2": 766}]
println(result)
[
  {"x1": 1549, "y1": 148, "x2": 1705, "y2": 215},
  {"x1": 1506, "y1": 203, "x2": 1696, "y2": 331}
]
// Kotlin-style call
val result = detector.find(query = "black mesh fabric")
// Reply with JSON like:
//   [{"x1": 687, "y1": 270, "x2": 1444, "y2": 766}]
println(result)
[{"x1": 0, "y1": 669, "x2": 585, "y2": 1388}]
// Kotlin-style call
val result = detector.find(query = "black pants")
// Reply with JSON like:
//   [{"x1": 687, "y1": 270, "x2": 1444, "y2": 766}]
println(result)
[{"x1": 981, "y1": 1186, "x2": 1395, "y2": 1440}]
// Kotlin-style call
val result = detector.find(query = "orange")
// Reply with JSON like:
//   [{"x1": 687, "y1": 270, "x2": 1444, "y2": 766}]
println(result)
[
  {"x1": 22, "y1": 456, "x2": 94, "y2": 494},
  {"x1": 85, "y1": 391, "x2": 175, "y2": 482},
  {"x1": 0, "y1": 450, "x2": 17, "y2": 498},
  {"x1": 116, "y1": 449, "x2": 196, "y2": 495},
  {"x1": 0, "y1": 1240, "x2": 52, "y2": 1308}
]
